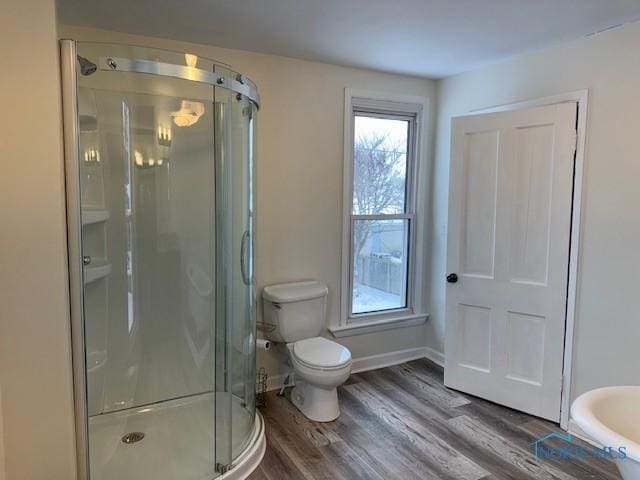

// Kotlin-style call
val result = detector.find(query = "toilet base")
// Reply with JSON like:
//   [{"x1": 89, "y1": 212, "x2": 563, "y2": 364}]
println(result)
[{"x1": 291, "y1": 380, "x2": 340, "y2": 422}]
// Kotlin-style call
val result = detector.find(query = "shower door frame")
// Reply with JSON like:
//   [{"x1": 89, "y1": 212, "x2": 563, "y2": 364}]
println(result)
[
  {"x1": 60, "y1": 39, "x2": 263, "y2": 480},
  {"x1": 61, "y1": 39, "x2": 90, "y2": 480}
]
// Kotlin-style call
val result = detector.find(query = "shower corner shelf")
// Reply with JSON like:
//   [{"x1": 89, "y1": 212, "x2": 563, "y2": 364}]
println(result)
[
  {"x1": 83, "y1": 262, "x2": 112, "y2": 284},
  {"x1": 82, "y1": 209, "x2": 110, "y2": 226}
]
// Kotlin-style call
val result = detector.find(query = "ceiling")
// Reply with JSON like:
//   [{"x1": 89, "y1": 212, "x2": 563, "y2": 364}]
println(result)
[{"x1": 57, "y1": 0, "x2": 640, "y2": 78}]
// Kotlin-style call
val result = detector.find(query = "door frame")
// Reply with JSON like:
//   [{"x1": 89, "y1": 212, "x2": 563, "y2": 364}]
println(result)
[{"x1": 464, "y1": 90, "x2": 589, "y2": 430}]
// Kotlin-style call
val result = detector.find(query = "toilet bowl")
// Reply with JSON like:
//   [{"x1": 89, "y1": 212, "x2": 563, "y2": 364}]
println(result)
[
  {"x1": 287, "y1": 337, "x2": 351, "y2": 422},
  {"x1": 262, "y1": 281, "x2": 352, "y2": 422}
]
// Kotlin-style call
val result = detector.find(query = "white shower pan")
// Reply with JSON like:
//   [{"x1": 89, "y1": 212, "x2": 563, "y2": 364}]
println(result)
[{"x1": 89, "y1": 393, "x2": 264, "y2": 480}]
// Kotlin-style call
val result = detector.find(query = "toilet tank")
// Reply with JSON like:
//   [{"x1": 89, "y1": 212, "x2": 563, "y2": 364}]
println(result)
[{"x1": 262, "y1": 281, "x2": 329, "y2": 343}]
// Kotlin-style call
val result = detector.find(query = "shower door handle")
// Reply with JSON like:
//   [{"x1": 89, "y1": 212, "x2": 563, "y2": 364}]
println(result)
[{"x1": 240, "y1": 230, "x2": 251, "y2": 286}]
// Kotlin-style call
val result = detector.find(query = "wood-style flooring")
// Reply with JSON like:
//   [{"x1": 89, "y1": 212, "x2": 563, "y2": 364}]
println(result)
[{"x1": 248, "y1": 359, "x2": 620, "y2": 480}]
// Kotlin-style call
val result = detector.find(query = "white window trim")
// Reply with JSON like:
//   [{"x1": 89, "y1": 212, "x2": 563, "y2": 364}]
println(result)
[{"x1": 330, "y1": 88, "x2": 430, "y2": 338}]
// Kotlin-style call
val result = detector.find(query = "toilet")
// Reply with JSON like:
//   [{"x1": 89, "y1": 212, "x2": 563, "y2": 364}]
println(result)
[{"x1": 262, "y1": 281, "x2": 352, "y2": 422}]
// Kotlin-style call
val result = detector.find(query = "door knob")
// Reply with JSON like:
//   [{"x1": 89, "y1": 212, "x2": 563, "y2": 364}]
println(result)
[{"x1": 446, "y1": 273, "x2": 458, "y2": 283}]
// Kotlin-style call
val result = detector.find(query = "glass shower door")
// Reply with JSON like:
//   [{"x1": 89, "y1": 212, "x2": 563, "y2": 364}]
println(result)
[
  {"x1": 213, "y1": 86, "x2": 257, "y2": 472},
  {"x1": 229, "y1": 93, "x2": 257, "y2": 458},
  {"x1": 76, "y1": 43, "x2": 219, "y2": 480}
]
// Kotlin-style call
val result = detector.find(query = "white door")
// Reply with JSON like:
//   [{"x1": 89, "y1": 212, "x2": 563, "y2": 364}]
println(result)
[{"x1": 444, "y1": 103, "x2": 577, "y2": 421}]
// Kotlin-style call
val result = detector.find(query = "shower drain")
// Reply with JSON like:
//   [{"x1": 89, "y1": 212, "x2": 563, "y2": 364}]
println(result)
[{"x1": 121, "y1": 432, "x2": 145, "y2": 444}]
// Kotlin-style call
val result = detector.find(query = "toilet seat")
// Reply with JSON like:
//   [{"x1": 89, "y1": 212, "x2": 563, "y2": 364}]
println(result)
[{"x1": 291, "y1": 337, "x2": 351, "y2": 370}]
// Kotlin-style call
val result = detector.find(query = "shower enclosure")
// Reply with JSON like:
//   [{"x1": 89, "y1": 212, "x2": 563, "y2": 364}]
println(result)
[{"x1": 61, "y1": 40, "x2": 264, "y2": 480}]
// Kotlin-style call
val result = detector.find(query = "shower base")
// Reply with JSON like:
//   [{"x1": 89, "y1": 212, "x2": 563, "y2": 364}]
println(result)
[{"x1": 88, "y1": 392, "x2": 263, "y2": 480}]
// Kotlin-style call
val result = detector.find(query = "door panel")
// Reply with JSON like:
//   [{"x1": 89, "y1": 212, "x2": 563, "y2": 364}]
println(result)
[
  {"x1": 461, "y1": 130, "x2": 499, "y2": 279},
  {"x1": 445, "y1": 102, "x2": 577, "y2": 422},
  {"x1": 510, "y1": 124, "x2": 555, "y2": 285},
  {"x1": 457, "y1": 304, "x2": 492, "y2": 372},
  {"x1": 506, "y1": 311, "x2": 545, "y2": 384}
]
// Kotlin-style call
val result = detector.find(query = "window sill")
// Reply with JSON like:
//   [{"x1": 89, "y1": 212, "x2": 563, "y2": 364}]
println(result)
[{"x1": 328, "y1": 313, "x2": 429, "y2": 338}]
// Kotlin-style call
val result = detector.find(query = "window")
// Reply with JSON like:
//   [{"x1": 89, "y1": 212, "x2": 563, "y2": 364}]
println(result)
[
  {"x1": 351, "y1": 114, "x2": 413, "y2": 315},
  {"x1": 337, "y1": 90, "x2": 428, "y2": 335}
]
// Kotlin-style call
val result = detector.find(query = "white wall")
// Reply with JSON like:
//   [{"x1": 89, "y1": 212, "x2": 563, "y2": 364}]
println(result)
[
  {"x1": 0, "y1": 0, "x2": 77, "y2": 478},
  {"x1": 432, "y1": 21, "x2": 640, "y2": 403},
  {"x1": 59, "y1": 26, "x2": 437, "y2": 380},
  {"x1": 0, "y1": 386, "x2": 5, "y2": 480}
]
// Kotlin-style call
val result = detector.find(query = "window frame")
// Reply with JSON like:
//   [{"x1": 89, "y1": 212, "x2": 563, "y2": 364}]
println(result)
[
  {"x1": 333, "y1": 89, "x2": 429, "y2": 337},
  {"x1": 348, "y1": 110, "x2": 416, "y2": 319}
]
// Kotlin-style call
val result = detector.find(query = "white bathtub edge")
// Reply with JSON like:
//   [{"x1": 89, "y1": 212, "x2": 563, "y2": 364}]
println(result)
[{"x1": 568, "y1": 419, "x2": 602, "y2": 448}]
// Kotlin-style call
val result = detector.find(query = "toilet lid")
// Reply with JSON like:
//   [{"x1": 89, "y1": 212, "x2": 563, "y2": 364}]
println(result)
[{"x1": 292, "y1": 337, "x2": 351, "y2": 369}]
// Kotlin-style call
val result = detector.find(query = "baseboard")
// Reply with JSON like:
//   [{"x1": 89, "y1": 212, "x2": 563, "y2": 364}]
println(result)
[
  {"x1": 424, "y1": 347, "x2": 444, "y2": 367},
  {"x1": 262, "y1": 346, "x2": 429, "y2": 392},
  {"x1": 351, "y1": 347, "x2": 429, "y2": 373}
]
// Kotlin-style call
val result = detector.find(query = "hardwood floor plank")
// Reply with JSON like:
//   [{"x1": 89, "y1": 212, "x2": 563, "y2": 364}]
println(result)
[
  {"x1": 259, "y1": 408, "x2": 331, "y2": 479},
  {"x1": 447, "y1": 414, "x2": 580, "y2": 480},
  {"x1": 362, "y1": 368, "x2": 456, "y2": 421},
  {"x1": 320, "y1": 441, "x2": 386, "y2": 480},
  {"x1": 389, "y1": 362, "x2": 472, "y2": 408},
  {"x1": 452, "y1": 398, "x2": 621, "y2": 480},
  {"x1": 265, "y1": 391, "x2": 342, "y2": 447},
  {"x1": 353, "y1": 369, "x2": 541, "y2": 480},
  {"x1": 339, "y1": 388, "x2": 449, "y2": 480},
  {"x1": 403, "y1": 360, "x2": 534, "y2": 426},
  {"x1": 519, "y1": 419, "x2": 621, "y2": 479},
  {"x1": 249, "y1": 359, "x2": 619, "y2": 480},
  {"x1": 345, "y1": 380, "x2": 488, "y2": 480},
  {"x1": 261, "y1": 393, "x2": 386, "y2": 480},
  {"x1": 453, "y1": 391, "x2": 537, "y2": 428},
  {"x1": 331, "y1": 408, "x2": 419, "y2": 480},
  {"x1": 248, "y1": 431, "x2": 309, "y2": 480}
]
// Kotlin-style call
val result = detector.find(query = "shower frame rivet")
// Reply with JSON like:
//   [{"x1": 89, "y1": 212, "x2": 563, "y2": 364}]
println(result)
[{"x1": 216, "y1": 77, "x2": 225, "y2": 85}]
